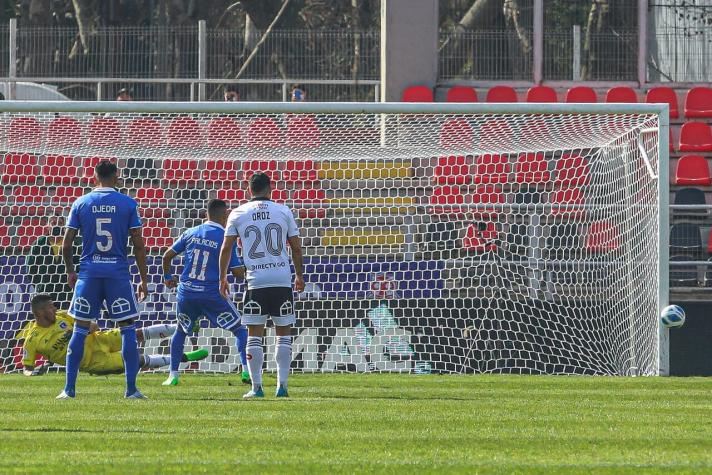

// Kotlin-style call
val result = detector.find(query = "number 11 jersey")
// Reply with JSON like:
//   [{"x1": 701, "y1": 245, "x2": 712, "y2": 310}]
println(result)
[
  {"x1": 225, "y1": 198, "x2": 300, "y2": 290},
  {"x1": 67, "y1": 187, "x2": 142, "y2": 280}
]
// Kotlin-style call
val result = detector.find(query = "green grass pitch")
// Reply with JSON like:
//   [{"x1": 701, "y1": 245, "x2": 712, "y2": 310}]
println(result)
[{"x1": 1, "y1": 373, "x2": 712, "y2": 474}]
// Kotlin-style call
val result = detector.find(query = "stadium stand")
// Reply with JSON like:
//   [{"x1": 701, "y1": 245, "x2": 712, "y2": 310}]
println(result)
[
  {"x1": 515, "y1": 152, "x2": 550, "y2": 185},
  {"x1": 434, "y1": 155, "x2": 472, "y2": 185},
  {"x1": 283, "y1": 159, "x2": 318, "y2": 184},
  {"x1": 675, "y1": 154, "x2": 711, "y2": 185},
  {"x1": 684, "y1": 86, "x2": 712, "y2": 119},
  {"x1": 585, "y1": 220, "x2": 620, "y2": 253},
  {"x1": 207, "y1": 117, "x2": 241, "y2": 148},
  {"x1": 42, "y1": 155, "x2": 80, "y2": 185},
  {"x1": 526, "y1": 86, "x2": 558, "y2": 103},
  {"x1": 8, "y1": 117, "x2": 42, "y2": 148},
  {"x1": 670, "y1": 223, "x2": 703, "y2": 255},
  {"x1": 485, "y1": 85, "x2": 518, "y2": 102},
  {"x1": 462, "y1": 222, "x2": 497, "y2": 252},
  {"x1": 47, "y1": 117, "x2": 82, "y2": 147},
  {"x1": 167, "y1": 116, "x2": 203, "y2": 147},
  {"x1": 646, "y1": 86, "x2": 680, "y2": 119},
  {"x1": 401, "y1": 85, "x2": 433, "y2": 102},
  {"x1": 203, "y1": 159, "x2": 240, "y2": 183},
  {"x1": 446, "y1": 86, "x2": 478, "y2": 102},
  {"x1": 605, "y1": 86, "x2": 638, "y2": 103},
  {"x1": 673, "y1": 187, "x2": 707, "y2": 218},
  {"x1": 162, "y1": 159, "x2": 201, "y2": 186},
  {"x1": 670, "y1": 254, "x2": 699, "y2": 287},
  {"x1": 88, "y1": 117, "x2": 122, "y2": 147},
  {"x1": 554, "y1": 154, "x2": 590, "y2": 187},
  {"x1": 679, "y1": 122, "x2": 712, "y2": 152},
  {"x1": 127, "y1": 117, "x2": 163, "y2": 147},
  {"x1": 565, "y1": 86, "x2": 597, "y2": 103},
  {"x1": 2, "y1": 153, "x2": 39, "y2": 184},
  {"x1": 473, "y1": 154, "x2": 511, "y2": 184}
]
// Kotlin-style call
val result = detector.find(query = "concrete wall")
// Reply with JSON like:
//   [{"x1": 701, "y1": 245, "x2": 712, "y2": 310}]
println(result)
[{"x1": 380, "y1": 0, "x2": 439, "y2": 102}]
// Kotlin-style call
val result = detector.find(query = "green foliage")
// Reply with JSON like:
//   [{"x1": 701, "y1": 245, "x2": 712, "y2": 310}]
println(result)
[{"x1": 1, "y1": 373, "x2": 712, "y2": 473}]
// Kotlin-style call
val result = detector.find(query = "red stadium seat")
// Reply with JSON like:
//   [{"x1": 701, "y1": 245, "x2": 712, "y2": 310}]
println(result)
[
  {"x1": 283, "y1": 160, "x2": 318, "y2": 184},
  {"x1": 470, "y1": 184, "x2": 506, "y2": 217},
  {"x1": 43, "y1": 155, "x2": 80, "y2": 185},
  {"x1": 217, "y1": 188, "x2": 248, "y2": 204},
  {"x1": 434, "y1": 155, "x2": 473, "y2": 185},
  {"x1": 708, "y1": 229, "x2": 712, "y2": 254},
  {"x1": 550, "y1": 187, "x2": 585, "y2": 218},
  {"x1": 88, "y1": 117, "x2": 121, "y2": 147},
  {"x1": 679, "y1": 122, "x2": 712, "y2": 152},
  {"x1": 47, "y1": 117, "x2": 82, "y2": 147},
  {"x1": 684, "y1": 87, "x2": 712, "y2": 119},
  {"x1": 8, "y1": 117, "x2": 42, "y2": 148},
  {"x1": 135, "y1": 187, "x2": 170, "y2": 218},
  {"x1": 242, "y1": 160, "x2": 280, "y2": 181},
  {"x1": 286, "y1": 115, "x2": 321, "y2": 148},
  {"x1": 519, "y1": 118, "x2": 551, "y2": 143},
  {"x1": 446, "y1": 86, "x2": 477, "y2": 103},
  {"x1": 670, "y1": 128, "x2": 675, "y2": 153},
  {"x1": 486, "y1": 86, "x2": 518, "y2": 103},
  {"x1": 429, "y1": 185, "x2": 466, "y2": 215},
  {"x1": 440, "y1": 118, "x2": 473, "y2": 150},
  {"x1": 402, "y1": 85, "x2": 433, "y2": 102},
  {"x1": 605, "y1": 86, "x2": 638, "y2": 103},
  {"x1": 52, "y1": 186, "x2": 85, "y2": 204},
  {"x1": 526, "y1": 86, "x2": 557, "y2": 103},
  {"x1": 143, "y1": 219, "x2": 172, "y2": 251},
  {"x1": 515, "y1": 152, "x2": 550, "y2": 184},
  {"x1": 127, "y1": 118, "x2": 163, "y2": 147},
  {"x1": 2, "y1": 153, "x2": 39, "y2": 184},
  {"x1": 16, "y1": 218, "x2": 44, "y2": 248},
  {"x1": 162, "y1": 159, "x2": 201, "y2": 186},
  {"x1": 207, "y1": 117, "x2": 241, "y2": 148},
  {"x1": 479, "y1": 119, "x2": 513, "y2": 150},
  {"x1": 11, "y1": 185, "x2": 46, "y2": 215},
  {"x1": 203, "y1": 160, "x2": 240, "y2": 183},
  {"x1": 585, "y1": 221, "x2": 620, "y2": 253},
  {"x1": 0, "y1": 222, "x2": 9, "y2": 247},
  {"x1": 565, "y1": 86, "x2": 597, "y2": 103},
  {"x1": 247, "y1": 118, "x2": 283, "y2": 155},
  {"x1": 554, "y1": 155, "x2": 590, "y2": 187},
  {"x1": 463, "y1": 222, "x2": 498, "y2": 252},
  {"x1": 292, "y1": 187, "x2": 325, "y2": 218},
  {"x1": 473, "y1": 154, "x2": 511, "y2": 184},
  {"x1": 167, "y1": 117, "x2": 202, "y2": 147},
  {"x1": 646, "y1": 87, "x2": 679, "y2": 119},
  {"x1": 675, "y1": 155, "x2": 711, "y2": 186}
]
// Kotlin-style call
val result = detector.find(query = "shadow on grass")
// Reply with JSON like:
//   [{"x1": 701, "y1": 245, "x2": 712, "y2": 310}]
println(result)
[{"x1": 0, "y1": 427, "x2": 175, "y2": 434}]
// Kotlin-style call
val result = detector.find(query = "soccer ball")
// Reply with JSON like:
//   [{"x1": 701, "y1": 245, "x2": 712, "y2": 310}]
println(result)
[{"x1": 660, "y1": 305, "x2": 685, "y2": 328}]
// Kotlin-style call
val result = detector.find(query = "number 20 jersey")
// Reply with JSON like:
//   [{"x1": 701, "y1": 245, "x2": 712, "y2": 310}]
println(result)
[
  {"x1": 225, "y1": 198, "x2": 300, "y2": 290},
  {"x1": 67, "y1": 187, "x2": 142, "y2": 280}
]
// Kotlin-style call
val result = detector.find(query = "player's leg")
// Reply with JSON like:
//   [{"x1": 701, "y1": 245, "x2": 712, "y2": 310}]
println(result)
[
  {"x1": 105, "y1": 278, "x2": 143, "y2": 398},
  {"x1": 163, "y1": 297, "x2": 200, "y2": 386},
  {"x1": 271, "y1": 288, "x2": 296, "y2": 398},
  {"x1": 233, "y1": 325, "x2": 250, "y2": 384},
  {"x1": 242, "y1": 289, "x2": 268, "y2": 398},
  {"x1": 143, "y1": 349, "x2": 208, "y2": 370},
  {"x1": 136, "y1": 324, "x2": 177, "y2": 344},
  {"x1": 209, "y1": 294, "x2": 250, "y2": 384},
  {"x1": 58, "y1": 277, "x2": 101, "y2": 399}
]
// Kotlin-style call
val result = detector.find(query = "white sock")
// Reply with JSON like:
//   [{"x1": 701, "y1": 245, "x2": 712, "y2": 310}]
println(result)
[
  {"x1": 141, "y1": 324, "x2": 176, "y2": 340},
  {"x1": 144, "y1": 354, "x2": 171, "y2": 368},
  {"x1": 275, "y1": 336, "x2": 292, "y2": 388},
  {"x1": 246, "y1": 336, "x2": 263, "y2": 391},
  {"x1": 169, "y1": 370, "x2": 179, "y2": 379}
]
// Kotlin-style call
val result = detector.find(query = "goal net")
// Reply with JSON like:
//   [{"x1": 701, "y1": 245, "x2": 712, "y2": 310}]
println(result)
[{"x1": 0, "y1": 101, "x2": 667, "y2": 376}]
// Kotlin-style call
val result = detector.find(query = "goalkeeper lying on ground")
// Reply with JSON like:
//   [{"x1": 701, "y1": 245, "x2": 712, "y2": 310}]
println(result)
[{"x1": 19, "y1": 294, "x2": 208, "y2": 376}]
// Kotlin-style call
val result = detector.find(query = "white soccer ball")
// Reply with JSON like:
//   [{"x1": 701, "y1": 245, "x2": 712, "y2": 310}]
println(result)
[{"x1": 660, "y1": 305, "x2": 686, "y2": 328}]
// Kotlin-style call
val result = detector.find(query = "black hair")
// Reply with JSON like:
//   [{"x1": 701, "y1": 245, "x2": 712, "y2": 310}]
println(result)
[
  {"x1": 224, "y1": 85, "x2": 239, "y2": 94},
  {"x1": 95, "y1": 159, "x2": 118, "y2": 180},
  {"x1": 249, "y1": 172, "x2": 271, "y2": 195},
  {"x1": 31, "y1": 294, "x2": 53, "y2": 313},
  {"x1": 207, "y1": 198, "x2": 228, "y2": 219}
]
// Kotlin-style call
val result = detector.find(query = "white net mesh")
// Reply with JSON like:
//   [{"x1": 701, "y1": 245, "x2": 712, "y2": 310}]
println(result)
[{"x1": 0, "y1": 103, "x2": 662, "y2": 376}]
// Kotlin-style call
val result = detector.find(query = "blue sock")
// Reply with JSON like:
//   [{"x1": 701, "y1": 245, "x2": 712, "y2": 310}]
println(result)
[
  {"x1": 170, "y1": 327, "x2": 187, "y2": 374},
  {"x1": 64, "y1": 325, "x2": 89, "y2": 395},
  {"x1": 234, "y1": 326, "x2": 248, "y2": 368},
  {"x1": 120, "y1": 323, "x2": 140, "y2": 395}
]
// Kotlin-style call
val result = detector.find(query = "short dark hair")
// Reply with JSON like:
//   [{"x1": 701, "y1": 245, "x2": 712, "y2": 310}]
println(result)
[
  {"x1": 207, "y1": 199, "x2": 228, "y2": 219},
  {"x1": 95, "y1": 159, "x2": 118, "y2": 180},
  {"x1": 117, "y1": 87, "x2": 132, "y2": 96},
  {"x1": 249, "y1": 172, "x2": 271, "y2": 195},
  {"x1": 224, "y1": 85, "x2": 239, "y2": 94},
  {"x1": 31, "y1": 294, "x2": 53, "y2": 313}
]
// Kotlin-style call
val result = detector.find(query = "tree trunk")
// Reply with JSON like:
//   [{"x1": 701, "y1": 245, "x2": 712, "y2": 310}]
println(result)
[
  {"x1": 351, "y1": 0, "x2": 362, "y2": 89},
  {"x1": 581, "y1": 0, "x2": 609, "y2": 80}
]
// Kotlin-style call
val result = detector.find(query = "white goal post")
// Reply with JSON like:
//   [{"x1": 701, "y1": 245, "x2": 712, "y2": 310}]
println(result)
[{"x1": 0, "y1": 100, "x2": 669, "y2": 376}]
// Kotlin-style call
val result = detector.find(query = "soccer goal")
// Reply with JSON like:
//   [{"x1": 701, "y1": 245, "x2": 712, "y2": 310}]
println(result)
[{"x1": 0, "y1": 101, "x2": 669, "y2": 376}]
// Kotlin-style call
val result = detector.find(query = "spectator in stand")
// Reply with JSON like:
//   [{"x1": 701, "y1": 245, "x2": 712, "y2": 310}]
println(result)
[
  {"x1": 116, "y1": 87, "x2": 133, "y2": 101},
  {"x1": 224, "y1": 85, "x2": 240, "y2": 102},
  {"x1": 291, "y1": 84, "x2": 306, "y2": 102},
  {"x1": 25, "y1": 217, "x2": 79, "y2": 307}
]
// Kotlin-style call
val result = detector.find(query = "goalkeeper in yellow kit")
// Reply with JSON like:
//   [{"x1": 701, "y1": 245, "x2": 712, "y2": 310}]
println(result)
[{"x1": 20, "y1": 294, "x2": 208, "y2": 376}]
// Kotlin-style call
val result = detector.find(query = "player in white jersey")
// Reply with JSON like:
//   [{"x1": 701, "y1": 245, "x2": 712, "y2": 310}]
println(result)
[{"x1": 219, "y1": 172, "x2": 305, "y2": 399}]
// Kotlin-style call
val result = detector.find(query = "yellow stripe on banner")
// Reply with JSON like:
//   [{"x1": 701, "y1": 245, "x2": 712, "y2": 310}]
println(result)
[
  {"x1": 327, "y1": 197, "x2": 415, "y2": 206},
  {"x1": 321, "y1": 229, "x2": 406, "y2": 247},
  {"x1": 317, "y1": 161, "x2": 412, "y2": 180}
]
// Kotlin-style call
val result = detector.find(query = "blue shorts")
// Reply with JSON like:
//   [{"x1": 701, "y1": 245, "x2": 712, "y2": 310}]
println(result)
[
  {"x1": 176, "y1": 291, "x2": 242, "y2": 334},
  {"x1": 69, "y1": 278, "x2": 139, "y2": 322}
]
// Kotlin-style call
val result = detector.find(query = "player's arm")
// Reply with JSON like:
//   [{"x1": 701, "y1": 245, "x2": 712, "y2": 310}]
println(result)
[
  {"x1": 286, "y1": 210, "x2": 305, "y2": 292},
  {"x1": 229, "y1": 241, "x2": 245, "y2": 280},
  {"x1": 21, "y1": 344, "x2": 36, "y2": 376},
  {"x1": 162, "y1": 247, "x2": 179, "y2": 288},
  {"x1": 220, "y1": 234, "x2": 238, "y2": 298},
  {"x1": 129, "y1": 227, "x2": 149, "y2": 301},
  {"x1": 62, "y1": 227, "x2": 79, "y2": 289}
]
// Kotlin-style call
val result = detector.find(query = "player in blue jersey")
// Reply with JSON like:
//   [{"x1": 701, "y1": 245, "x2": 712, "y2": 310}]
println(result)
[
  {"x1": 161, "y1": 199, "x2": 249, "y2": 387},
  {"x1": 59, "y1": 160, "x2": 149, "y2": 400}
]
